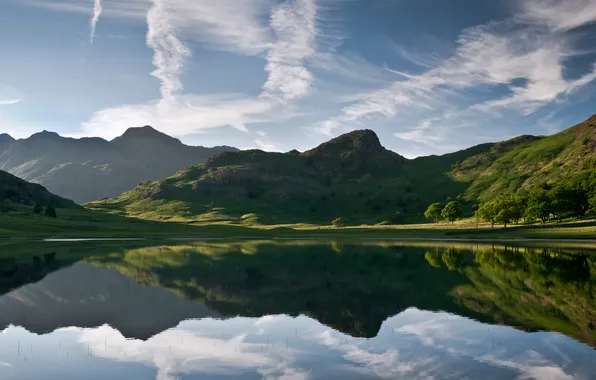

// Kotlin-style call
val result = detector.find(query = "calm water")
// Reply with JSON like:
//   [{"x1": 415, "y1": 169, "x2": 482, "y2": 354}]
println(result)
[{"x1": 0, "y1": 240, "x2": 595, "y2": 379}]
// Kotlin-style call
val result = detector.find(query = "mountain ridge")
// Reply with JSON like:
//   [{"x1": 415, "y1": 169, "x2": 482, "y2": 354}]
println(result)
[
  {"x1": 90, "y1": 114, "x2": 596, "y2": 224},
  {"x1": 0, "y1": 126, "x2": 238, "y2": 203}
]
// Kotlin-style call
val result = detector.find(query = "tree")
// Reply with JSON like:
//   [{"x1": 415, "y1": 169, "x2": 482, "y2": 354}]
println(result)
[
  {"x1": 33, "y1": 204, "x2": 43, "y2": 214},
  {"x1": 477, "y1": 201, "x2": 498, "y2": 227},
  {"x1": 525, "y1": 188, "x2": 552, "y2": 224},
  {"x1": 45, "y1": 205, "x2": 58, "y2": 219},
  {"x1": 478, "y1": 197, "x2": 523, "y2": 227},
  {"x1": 424, "y1": 203, "x2": 444, "y2": 224},
  {"x1": 441, "y1": 201, "x2": 463, "y2": 224},
  {"x1": 495, "y1": 207, "x2": 517, "y2": 228}
]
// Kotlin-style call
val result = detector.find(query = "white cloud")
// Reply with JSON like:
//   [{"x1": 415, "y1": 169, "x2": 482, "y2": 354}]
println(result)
[
  {"x1": 255, "y1": 139, "x2": 282, "y2": 152},
  {"x1": 79, "y1": 94, "x2": 291, "y2": 139},
  {"x1": 316, "y1": 0, "x2": 596, "y2": 139},
  {"x1": 0, "y1": 362, "x2": 12, "y2": 368},
  {"x1": 0, "y1": 84, "x2": 23, "y2": 105},
  {"x1": 18, "y1": 0, "x2": 150, "y2": 19},
  {"x1": 90, "y1": 0, "x2": 102, "y2": 43},
  {"x1": 146, "y1": 0, "x2": 191, "y2": 104},
  {"x1": 0, "y1": 99, "x2": 21, "y2": 105},
  {"x1": 64, "y1": 0, "x2": 325, "y2": 138},
  {"x1": 261, "y1": 0, "x2": 318, "y2": 103},
  {"x1": 518, "y1": 0, "x2": 596, "y2": 32}
]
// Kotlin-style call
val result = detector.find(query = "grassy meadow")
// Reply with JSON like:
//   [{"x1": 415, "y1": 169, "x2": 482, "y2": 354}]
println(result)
[{"x1": 2, "y1": 201, "x2": 596, "y2": 241}]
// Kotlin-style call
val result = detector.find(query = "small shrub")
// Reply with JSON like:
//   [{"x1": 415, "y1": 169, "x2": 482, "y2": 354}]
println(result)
[
  {"x1": 33, "y1": 204, "x2": 44, "y2": 214},
  {"x1": 332, "y1": 218, "x2": 344, "y2": 228},
  {"x1": 45, "y1": 206, "x2": 58, "y2": 219},
  {"x1": 583, "y1": 137, "x2": 590, "y2": 146}
]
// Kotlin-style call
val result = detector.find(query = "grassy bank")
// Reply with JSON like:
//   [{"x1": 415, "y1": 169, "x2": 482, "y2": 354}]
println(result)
[{"x1": 2, "y1": 204, "x2": 596, "y2": 241}]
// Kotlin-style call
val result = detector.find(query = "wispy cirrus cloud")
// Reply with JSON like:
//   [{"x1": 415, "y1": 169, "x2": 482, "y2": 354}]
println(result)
[
  {"x1": 89, "y1": 0, "x2": 102, "y2": 43},
  {"x1": 518, "y1": 0, "x2": 596, "y2": 32},
  {"x1": 146, "y1": 0, "x2": 191, "y2": 103},
  {"x1": 0, "y1": 84, "x2": 23, "y2": 105},
  {"x1": 0, "y1": 99, "x2": 21, "y2": 105},
  {"x1": 316, "y1": 0, "x2": 596, "y2": 141},
  {"x1": 77, "y1": 0, "x2": 329, "y2": 140}
]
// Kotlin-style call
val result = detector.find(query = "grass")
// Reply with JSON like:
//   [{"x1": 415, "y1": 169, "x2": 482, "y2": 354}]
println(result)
[{"x1": 2, "y1": 203, "x2": 596, "y2": 240}]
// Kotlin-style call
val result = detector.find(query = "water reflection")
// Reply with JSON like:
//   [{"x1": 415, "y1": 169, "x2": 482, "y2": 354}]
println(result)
[
  {"x1": 1, "y1": 310, "x2": 594, "y2": 379},
  {"x1": 0, "y1": 240, "x2": 595, "y2": 379}
]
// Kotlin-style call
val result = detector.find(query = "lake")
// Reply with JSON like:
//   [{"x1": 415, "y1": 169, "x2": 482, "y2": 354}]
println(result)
[{"x1": 0, "y1": 240, "x2": 595, "y2": 379}]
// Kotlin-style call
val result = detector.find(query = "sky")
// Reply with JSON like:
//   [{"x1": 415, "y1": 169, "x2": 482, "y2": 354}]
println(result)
[{"x1": 0, "y1": 0, "x2": 596, "y2": 157}]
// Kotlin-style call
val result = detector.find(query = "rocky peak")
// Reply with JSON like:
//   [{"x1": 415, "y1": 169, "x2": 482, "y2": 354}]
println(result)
[
  {"x1": 28, "y1": 130, "x2": 62, "y2": 141},
  {"x1": 112, "y1": 126, "x2": 182, "y2": 146},
  {"x1": 304, "y1": 129, "x2": 385, "y2": 157}
]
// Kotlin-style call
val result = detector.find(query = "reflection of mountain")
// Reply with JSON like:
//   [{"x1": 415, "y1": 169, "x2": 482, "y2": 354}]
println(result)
[
  {"x1": 0, "y1": 262, "x2": 218, "y2": 339},
  {"x1": 2, "y1": 241, "x2": 595, "y2": 349},
  {"x1": 87, "y1": 242, "x2": 493, "y2": 338},
  {"x1": 89, "y1": 242, "x2": 596, "y2": 347}
]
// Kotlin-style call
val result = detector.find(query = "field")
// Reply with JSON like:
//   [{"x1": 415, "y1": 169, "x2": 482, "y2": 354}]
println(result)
[{"x1": 2, "y1": 203, "x2": 596, "y2": 241}]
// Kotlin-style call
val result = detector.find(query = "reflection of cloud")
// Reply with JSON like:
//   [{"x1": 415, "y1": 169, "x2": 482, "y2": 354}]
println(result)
[
  {"x1": 76, "y1": 324, "x2": 307, "y2": 380},
  {"x1": 3, "y1": 309, "x2": 593, "y2": 379},
  {"x1": 478, "y1": 351, "x2": 575, "y2": 380},
  {"x1": 0, "y1": 362, "x2": 13, "y2": 368}
]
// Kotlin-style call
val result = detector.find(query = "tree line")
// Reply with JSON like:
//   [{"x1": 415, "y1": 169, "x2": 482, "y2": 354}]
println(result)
[{"x1": 425, "y1": 173, "x2": 596, "y2": 227}]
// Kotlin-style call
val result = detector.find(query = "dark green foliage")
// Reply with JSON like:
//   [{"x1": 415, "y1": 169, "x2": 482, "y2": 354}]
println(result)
[
  {"x1": 0, "y1": 170, "x2": 76, "y2": 209},
  {"x1": 33, "y1": 204, "x2": 44, "y2": 214},
  {"x1": 424, "y1": 203, "x2": 444, "y2": 223},
  {"x1": 477, "y1": 197, "x2": 524, "y2": 227},
  {"x1": 441, "y1": 201, "x2": 463, "y2": 224},
  {"x1": 45, "y1": 206, "x2": 58, "y2": 219}
]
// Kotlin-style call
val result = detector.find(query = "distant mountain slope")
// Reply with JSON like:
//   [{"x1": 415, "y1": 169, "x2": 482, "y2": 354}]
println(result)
[
  {"x1": 0, "y1": 170, "x2": 76, "y2": 208},
  {"x1": 0, "y1": 126, "x2": 237, "y2": 203},
  {"x1": 92, "y1": 114, "x2": 596, "y2": 224}
]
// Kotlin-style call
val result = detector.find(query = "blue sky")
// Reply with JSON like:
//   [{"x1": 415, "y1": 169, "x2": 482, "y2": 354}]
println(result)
[{"x1": 1, "y1": 0, "x2": 595, "y2": 157}]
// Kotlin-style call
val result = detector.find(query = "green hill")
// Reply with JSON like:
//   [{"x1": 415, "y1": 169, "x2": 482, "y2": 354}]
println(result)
[
  {"x1": 90, "y1": 114, "x2": 596, "y2": 224},
  {"x1": 451, "y1": 114, "x2": 596, "y2": 201},
  {"x1": 0, "y1": 170, "x2": 77, "y2": 210}
]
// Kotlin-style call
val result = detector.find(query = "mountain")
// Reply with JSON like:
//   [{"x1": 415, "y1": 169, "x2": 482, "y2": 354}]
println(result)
[
  {"x1": 0, "y1": 133, "x2": 14, "y2": 154},
  {"x1": 91, "y1": 130, "x2": 413, "y2": 224},
  {"x1": 94, "y1": 114, "x2": 596, "y2": 224},
  {"x1": 0, "y1": 126, "x2": 237, "y2": 204},
  {"x1": 0, "y1": 169, "x2": 76, "y2": 209}
]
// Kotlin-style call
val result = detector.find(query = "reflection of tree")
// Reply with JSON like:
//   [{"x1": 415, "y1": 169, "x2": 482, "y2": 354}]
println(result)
[
  {"x1": 424, "y1": 249, "x2": 442, "y2": 268},
  {"x1": 442, "y1": 248, "x2": 464, "y2": 270},
  {"x1": 460, "y1": 247, "x2": 596, "y2": 347}
]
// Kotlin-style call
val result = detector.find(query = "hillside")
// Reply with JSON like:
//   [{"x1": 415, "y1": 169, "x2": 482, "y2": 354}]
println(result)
[
  {"x1": 92, "y1": 114, "x2": 596, "y2": 224},
  {"x1": 450, "y1": 114, "x2": 596, "y2": 201},
  {"x1": 0, "y1": 126, "x2": 237, "y2": 204},
  {"x1": 0, "y1": 170, "x2": 76, "y2": 209},
  {"x1": 91, "y1": 130, "x2": 416, "y2": 224}
]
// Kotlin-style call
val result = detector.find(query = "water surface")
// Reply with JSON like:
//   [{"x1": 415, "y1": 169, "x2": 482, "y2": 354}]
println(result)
[{"x1": 1, "y1": 240, "x2": 595, "y2": 379}]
